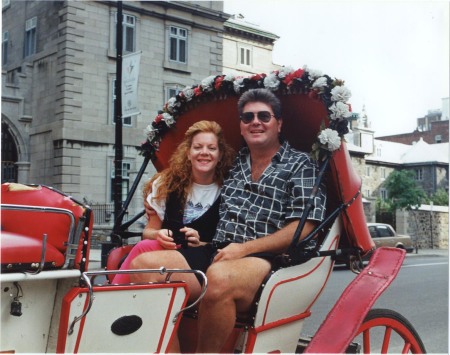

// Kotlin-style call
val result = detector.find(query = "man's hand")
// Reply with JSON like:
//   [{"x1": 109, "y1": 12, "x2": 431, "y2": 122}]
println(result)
[{"x1": 212, "y1": 243, "x2": 247, "y2": 263}]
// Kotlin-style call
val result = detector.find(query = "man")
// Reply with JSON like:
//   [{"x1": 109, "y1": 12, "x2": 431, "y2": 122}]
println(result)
[{"x1": 131, "y1": 88, "x2": 326, "y2": 352}]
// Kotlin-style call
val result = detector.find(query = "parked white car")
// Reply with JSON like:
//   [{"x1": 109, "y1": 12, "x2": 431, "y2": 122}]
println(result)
[{"x1": 367, "y1": 223, "x2": 414, "y2": 253}]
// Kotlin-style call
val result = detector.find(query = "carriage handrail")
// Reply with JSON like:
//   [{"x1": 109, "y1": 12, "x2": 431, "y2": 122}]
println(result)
[{"x1": 25, "y1": 234, "x2": 47, "y2": 275}]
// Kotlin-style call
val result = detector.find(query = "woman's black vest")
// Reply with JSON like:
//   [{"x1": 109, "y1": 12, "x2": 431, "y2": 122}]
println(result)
[{"x1": 162, "y1": 191, "x2": 220, "y2": 245}]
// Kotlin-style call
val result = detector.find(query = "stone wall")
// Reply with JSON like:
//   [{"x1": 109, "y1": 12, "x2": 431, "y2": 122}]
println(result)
[{"x1": 397, "y1": 207, "x2": 449, "y2": 249}]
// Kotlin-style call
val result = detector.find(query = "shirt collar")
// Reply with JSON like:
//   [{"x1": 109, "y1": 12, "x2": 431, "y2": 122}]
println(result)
[{"x1": 238, "y1": 140, "x2": 291, "y2": 164}]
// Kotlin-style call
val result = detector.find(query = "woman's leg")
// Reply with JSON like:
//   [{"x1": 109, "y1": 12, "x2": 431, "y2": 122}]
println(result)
[{"x1": 111, "y1": 239, "x2": 164, "y2": 284}]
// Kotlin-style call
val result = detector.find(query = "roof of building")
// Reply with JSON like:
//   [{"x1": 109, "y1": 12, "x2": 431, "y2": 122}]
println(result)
[
  {"x1": 401, "y1": 138, "x2": 449, "y2": 164},
  {"x1": 364, "y1": 137, "x2": 449, "y2": 165},
  {"x1": 225, "y1": 16, "x2": 279, "y2": 42}
]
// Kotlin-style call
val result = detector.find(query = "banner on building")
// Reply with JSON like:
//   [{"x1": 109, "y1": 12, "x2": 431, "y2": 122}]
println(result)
[{"x1": 122, "y1": 51, "x2": 141, "y2": 118}]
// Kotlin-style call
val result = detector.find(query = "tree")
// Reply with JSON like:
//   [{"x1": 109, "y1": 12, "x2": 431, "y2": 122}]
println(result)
[
  {"x1": 429, "y1": 188, "x2": 449, "y2": 206},
  {"x1": 384, "y1": 170, "x2": 427, "y2": 211}
]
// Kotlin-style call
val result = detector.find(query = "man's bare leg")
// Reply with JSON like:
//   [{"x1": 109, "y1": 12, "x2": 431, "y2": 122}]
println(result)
[{"x1": 196, "y1": 257, "x2": 271, "y2": 353}]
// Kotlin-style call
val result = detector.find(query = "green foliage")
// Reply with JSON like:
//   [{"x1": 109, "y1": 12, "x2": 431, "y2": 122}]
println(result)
[
  {"x1": 429, "y1": 188, "x2": 449, "y2": 206},
  {"x1": 384, "y1": 170, "x2": 427, "y2": 210}
]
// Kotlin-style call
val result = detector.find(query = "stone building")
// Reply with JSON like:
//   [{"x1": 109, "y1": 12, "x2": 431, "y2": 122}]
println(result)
[
  {"x1": 1, "y1": 0, "x2": 281, "y2": 227},
  {"x1": 2, "y1": 1, "x2": 228, "y2": 202},
  {"x1": 346, "y1": 109, "x2": 449, "y2": 230}
]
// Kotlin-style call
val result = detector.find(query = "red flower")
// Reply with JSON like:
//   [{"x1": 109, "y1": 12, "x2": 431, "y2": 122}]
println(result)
[
  {"x1": 284, "y1": 68, "x2": 304, "y2": 86},
  {"x1": 154, "y1": 113, "x2": 164, "y2": 124},
  {"x1": 214, "y1": 76, "x2": 224, "y2": 90},
  {"x1": 194, "y1": 87, "x2": 202, "y2": 96},
  {"x1": 347, "y1": 103, "x2": 352, "y2": 112},
  {"x1": 251, "y1": 73, "x2": 265, "y2": 81}
]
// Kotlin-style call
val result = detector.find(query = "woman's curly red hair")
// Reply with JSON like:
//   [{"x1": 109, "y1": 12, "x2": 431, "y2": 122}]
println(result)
[{"x1": 143, "y1": 120, "x2": 235, "y2": 207}]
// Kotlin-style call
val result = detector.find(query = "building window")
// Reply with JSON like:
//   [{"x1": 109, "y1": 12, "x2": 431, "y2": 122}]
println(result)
[
  {"x1": 365, "y1": 166, "x2": 371, "y2": 177},
  {"x1": 364, "y1": 189, "x2": 371, "y2": 198},
  {"x1": 24, "y1": 17, "x2": 37, "y2": 57},
  {"x1": 2, "y1": 31, "x2": 8, "y2": 66},
  {"x1": 376, "y1": 147, "x2": 382, "y2": 156},
  {"x1": 415, "y1": 168, "x2": 423, "y2": 181},
  {"x1": 114, "y1": 13, "x2": 136, "y2": 53},
  {"x1": 112, "y1": 79, "x2": 132, "y2": 126},
  {"x1": 110, "y1": 161, "x2": 131, "y2": 202},
  {"x1": 435, "y1": 134, "x2": 442, "y2": 143},
  {"x1": 381, "y1": 167, "x2": 386, "y2": 179},
  {"x1": 169, "y1": 26, "x2": 187, "y2": 63},
  {"x1": 165, "y1": 84, "x2": 182, "y2": 102},
  {"x1": 380, "y1": 188, "x2": 388, "y2": 200},
  {"x1": 238, "y1": 45, "x2": 252, "y2": 66}
]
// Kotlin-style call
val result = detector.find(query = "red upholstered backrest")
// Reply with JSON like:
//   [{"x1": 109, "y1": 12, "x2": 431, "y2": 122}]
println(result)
[
  {"x1": 1, "y1": 183, "x2": 93, "y2": 270},
  {"x1": 152, "y1": 94, "x2": 326, "y2": 171}
]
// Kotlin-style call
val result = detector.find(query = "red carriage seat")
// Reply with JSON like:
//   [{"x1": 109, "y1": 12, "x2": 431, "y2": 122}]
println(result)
[
  {"x1": 1, "y1": 183, "x2": 93, "y2": 272},
  {"x1": 150, "y1": 92, "x2": 374, "y2": 256}
]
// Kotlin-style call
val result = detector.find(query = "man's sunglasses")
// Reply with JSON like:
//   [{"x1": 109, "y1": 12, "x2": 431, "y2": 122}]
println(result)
[{"x1": 240, "y1": 111, "x2": 275, "y2": 124}]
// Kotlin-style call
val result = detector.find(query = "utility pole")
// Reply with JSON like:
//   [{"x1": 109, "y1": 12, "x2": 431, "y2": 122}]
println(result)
[
  {"x1": 429, "y1": 201, "x2": 434, "y2": 249},
  {"x1": 113, "y1": 1, "x2": 123, "y2": 233}
]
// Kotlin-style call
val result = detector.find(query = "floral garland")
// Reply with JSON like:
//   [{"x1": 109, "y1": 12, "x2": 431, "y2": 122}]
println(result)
[{"x1": 141, "y1": 66, "x2": 352, "y2": 161}]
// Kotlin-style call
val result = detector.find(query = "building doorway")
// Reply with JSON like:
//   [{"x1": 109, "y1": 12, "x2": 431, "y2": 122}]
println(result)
[{"x1": 1, "y1": 122, "x2": 18, "y2": 183}]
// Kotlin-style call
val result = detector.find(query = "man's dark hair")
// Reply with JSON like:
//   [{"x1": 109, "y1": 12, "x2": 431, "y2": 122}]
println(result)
[{"x1": 237, "y1": 88, "x2": 282, "y2": 119}]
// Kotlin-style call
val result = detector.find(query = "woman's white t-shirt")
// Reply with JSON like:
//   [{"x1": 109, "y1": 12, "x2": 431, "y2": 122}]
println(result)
[{"x1": 146, "y1": 177, "x2": 220, "y2": 224}]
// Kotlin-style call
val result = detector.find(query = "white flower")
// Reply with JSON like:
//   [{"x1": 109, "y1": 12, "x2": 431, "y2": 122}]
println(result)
[
  {"x1": 233, "y1": 77, "x2": 245, "y2": 93},
  {"x1": 263, "y1": 73, "x2": 280, "y2": 91},
  {"x1": 163, "y1": 113, "x2": 175, "y2": 126},
  {"x1": 166, "y1": 97, "x2": 177, "y2": 113},
  {"x1": 278, "y1": 66, "x2": 295, "y2": 79},
  {"x1": 201, "y1": 75, "x2": 215, "y2": 92},
  {"x1": 182, "y1": 86, "x2": 195, "y2": 101},
  {"x1": 308, "y1": 69, "x2": 323, "y2": 80},
  {"x1": 319, "y1": 128, "x2": 341, "y2": 151},
  {"x1": 312, "y1": 77, "x2": 328, "y2": 89},
  {"x1": 224, "y1": 74, "x2": 234, "y2": 82},
  {"x1": 331, "y1": 86, "x2": 352, "y2": 103},
  {"x1": 329, "y1": 101, "x2": 352, "y2": 120},
  {"x1": 145, "y1": 125, "x2": 157, "y2": 140}
]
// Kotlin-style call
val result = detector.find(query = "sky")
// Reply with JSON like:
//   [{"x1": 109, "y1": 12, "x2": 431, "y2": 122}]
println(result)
[{"x1": 223, "y1": 0, "x2": 449, "y2": 137}]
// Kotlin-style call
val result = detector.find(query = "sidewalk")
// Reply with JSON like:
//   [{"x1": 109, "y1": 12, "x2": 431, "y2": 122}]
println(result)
[
  {"x1": 407, "y1": 248, "x2": 449, "y2": 257},
  {"x1": 88, "y1": 248, "x2": 102, "y2": 270}
]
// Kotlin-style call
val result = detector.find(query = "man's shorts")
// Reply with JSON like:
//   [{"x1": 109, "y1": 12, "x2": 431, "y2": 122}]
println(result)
[{"x1": 177, "y1": 242, "x2": 276, "y2": 285}]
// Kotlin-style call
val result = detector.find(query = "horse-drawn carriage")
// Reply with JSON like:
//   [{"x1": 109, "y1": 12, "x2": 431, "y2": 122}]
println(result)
[{"x1": 1, "y1": 67, "x2": 425, "y2": 353}]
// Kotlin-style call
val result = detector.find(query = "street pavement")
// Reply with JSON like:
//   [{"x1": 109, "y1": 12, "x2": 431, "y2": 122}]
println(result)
[{"x1": 88, "y1": 247, "x2": 448, "y2": 271}]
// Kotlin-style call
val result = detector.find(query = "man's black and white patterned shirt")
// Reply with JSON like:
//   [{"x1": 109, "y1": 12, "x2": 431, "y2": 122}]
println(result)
[{"x1": 213, "y1": 140, "x2": 327, "y2": 243}]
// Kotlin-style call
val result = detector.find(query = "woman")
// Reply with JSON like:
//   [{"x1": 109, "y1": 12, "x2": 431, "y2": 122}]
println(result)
[{"x1": 112, "y1": 120, "x2": 234, "y2": 284}]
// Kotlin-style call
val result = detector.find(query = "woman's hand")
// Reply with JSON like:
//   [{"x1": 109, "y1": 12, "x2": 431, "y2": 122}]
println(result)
[
  {"x1": 180, "y1": 227, "x2": 201, "y2": 247},
  {"x1": 146, "y1": 229, "x2": 178, "y2": 250}
]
